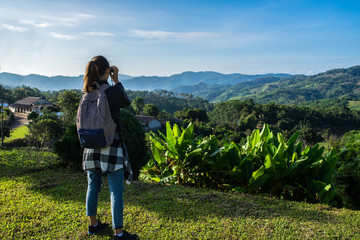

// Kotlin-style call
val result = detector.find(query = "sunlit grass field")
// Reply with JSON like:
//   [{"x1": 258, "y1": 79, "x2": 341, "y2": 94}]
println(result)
[
  {"x1": 1, "y1": 149, "x2": 360, "y2": 239},
  {"x1": 4, "y1": 125, "x2": 29, "y2": 143}
]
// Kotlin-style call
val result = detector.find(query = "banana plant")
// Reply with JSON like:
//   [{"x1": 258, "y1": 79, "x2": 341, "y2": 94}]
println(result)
[
  {"x1": 146, "y1": 122, "x2": 203, "y2": 184},
  {"x1": 145, "y1": 122, "x2": 339, "y2": 204},
  {"x1": 146, "y1": 122, "x2": 190, "y2": 183},
  {"x1": 244, "y1": 124, "x2": 338, "y2": 204}
]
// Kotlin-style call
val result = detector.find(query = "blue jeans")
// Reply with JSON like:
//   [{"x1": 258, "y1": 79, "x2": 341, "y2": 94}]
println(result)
[{"x1": 86, "y1": 168, "x2": 124, "y2": 229}]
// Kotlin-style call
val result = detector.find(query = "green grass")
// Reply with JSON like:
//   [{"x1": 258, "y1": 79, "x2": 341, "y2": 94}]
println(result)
[
  {"x1": 348, "y1": 100, "x2": 360, "y2": 111},
  {"x1": 4, "y1": 125, "x2": 29, "y2": 142},
  {"x1": 1, "y1": 149, "x2": 360, "y2": 239}
]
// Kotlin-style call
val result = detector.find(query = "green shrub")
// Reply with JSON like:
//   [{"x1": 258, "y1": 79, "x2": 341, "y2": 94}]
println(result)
[
  {"x1": 53, "y1": 124, "x2": 82, "y2": 170},
  {"x1": 334, "y1": 130, "x2": 360, "y2": 209},
  {"x1": 3, "y1": 138, "x2": 27, "y2": 148},
  {"x1": 120, "y1": 109, "x2": 150, "y2": 180},
  {"x1": 27, "y1": 111, "x2": 39, "y2": 121}
]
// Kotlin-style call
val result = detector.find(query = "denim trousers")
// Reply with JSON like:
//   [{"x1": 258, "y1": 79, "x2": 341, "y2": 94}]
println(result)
[{"x1": 86, "y1": 168, "x2": 124, "y2": 229}]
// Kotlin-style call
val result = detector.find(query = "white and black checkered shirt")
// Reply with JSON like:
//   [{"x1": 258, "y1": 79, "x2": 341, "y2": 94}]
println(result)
[{"x1": 83, "y1": 132, "x2": 133, "y2": 185}]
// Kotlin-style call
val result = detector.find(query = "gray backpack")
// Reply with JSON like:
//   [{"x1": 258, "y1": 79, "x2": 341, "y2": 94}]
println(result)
[{"x1": 76, "y1": 83, "x2": 116, "y2": 149}]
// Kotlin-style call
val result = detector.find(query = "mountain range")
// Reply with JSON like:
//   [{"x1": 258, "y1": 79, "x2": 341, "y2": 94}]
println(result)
[
  {"x1": 121, "y1": 72, "x2": 291, "y2": 91},
  {"x1": 1, "y1": 66, "x2": 359, "y2": 105},
  {"x1": 0, "y1": 70, "x2": 291, "y2": 92},
  {"x1": 0, "y1": 72, "x2": 133, "y2": 91}
]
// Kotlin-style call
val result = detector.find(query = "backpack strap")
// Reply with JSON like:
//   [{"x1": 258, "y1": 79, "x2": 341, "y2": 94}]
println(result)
[{"x1": 95, "y1": 81, "x2": 111, "y2": 93}]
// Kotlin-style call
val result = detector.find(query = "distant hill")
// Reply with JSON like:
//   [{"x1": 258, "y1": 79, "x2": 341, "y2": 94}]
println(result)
[
  {"x1": 0, "y1": 71, "x2": 291, "y2": 92},
  {"x1": 226, "y1": 66, "x2": 360, "y2": 105},
  {"x1": 169, "y1": 66, "x2": 360, "y2": 105},
  {"x1": 121, "y1": 71, "x2": 291, "y2": 91},
  {"x1": 171, "y1": 75, "x2": 284, "y2": 102},
  {"x1": 0, "y1": 73, "x2": 133, "y2": 91}
]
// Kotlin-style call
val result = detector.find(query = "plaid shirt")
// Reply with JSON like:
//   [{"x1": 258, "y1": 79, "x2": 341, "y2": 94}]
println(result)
[{"x1": 83, "y1": 132, "x2": 133, "y2": 185}]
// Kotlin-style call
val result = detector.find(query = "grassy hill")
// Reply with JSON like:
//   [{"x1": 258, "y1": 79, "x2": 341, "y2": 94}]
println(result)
[{"x1": 1, "y1": 149, "x2": 360, "y2": 239}]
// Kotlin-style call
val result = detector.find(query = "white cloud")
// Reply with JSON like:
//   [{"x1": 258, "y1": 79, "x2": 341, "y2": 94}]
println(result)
[
  {"x1": 1, "y1": 24, "x2": 29, "y2": 32},
  {"x1": 50, "y1": 32, "x2": 77, "y2": 40},
  {"x1": 44, "y1": 13, "x2": 95, "y2": 27},
  {"x1": 84, "y1": 32, "x2": 115, "y2": 37},
  {"x1": 129, "y1": 29, "x2": 219, "y2": 40},
  {"x1": 19, "y1": 19, "x2": 52, "y2": 28}
]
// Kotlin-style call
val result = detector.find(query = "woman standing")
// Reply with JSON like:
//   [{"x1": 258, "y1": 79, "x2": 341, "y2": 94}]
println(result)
[{"x1": 79, "y1": 55, "x2": 139, "y2": 240}]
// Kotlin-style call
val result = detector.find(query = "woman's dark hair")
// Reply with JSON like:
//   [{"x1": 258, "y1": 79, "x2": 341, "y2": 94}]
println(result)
[{"x1": 83, "y1": 55, "x2": 110, "y2": 92}]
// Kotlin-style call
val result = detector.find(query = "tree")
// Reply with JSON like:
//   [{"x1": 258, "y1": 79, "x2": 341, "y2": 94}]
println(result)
[
  {"x1": 143, "y1": 104, "x2": 160, "y2": 117},
  {"x1": 27, "y1": 114, "x2": 64, "y2": 147},
  {"x1": 174, "y1": 108, "x2": 209, "y2": 122},
  {"x1": 27, "y1": 118, "x2": 62, "y2": 148},
  {"x1": 0, "y1": 125, "x2": 10, "y2": 138},
  {"x1": 0, "y1": 85, "x2": 12, "y2": 103},
  {"x1": 292, "y1": 121, "x2": 319, "y2": 146},
  {"x1": 157, "y1": 110, "x2": 170, "y2": 120},
  {"x1": 58, "y1": 90, "x2": 81, "y2": 125},
  {"x1": 186, "y1": 108, "x2": 209, "y2": 122},
  {"x1": 131, "y1": 97, "x2": 145, "y2": 114},
  {"x1": 27, "y1": 112, "x2": 39, "y2": 121},
  {"x1": 11, "y1": 85, "x2": 42, "y2": 102},
  {"x1": 42, "y1": 105, "x2": 61, "y2": 114}
]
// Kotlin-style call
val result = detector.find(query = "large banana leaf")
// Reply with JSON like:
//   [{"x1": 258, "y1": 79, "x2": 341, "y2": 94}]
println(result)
[
  {"x1": 260, "y1": 123, "x2": 271, "y2": 141},
  {"x1": 249, "y1": 165, "x2": 271, "y2": 190}
]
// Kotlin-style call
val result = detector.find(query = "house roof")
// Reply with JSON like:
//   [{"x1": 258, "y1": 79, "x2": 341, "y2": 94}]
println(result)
[
  {"x1": 135, "y1": 115, "x2": 159, "y2": 124},
  {"x1": 10, "y1": 97, "x2": 51, "y2": 108},
  {"x1": 13, "y1": 97, "x2": 42, "y2": 106}
]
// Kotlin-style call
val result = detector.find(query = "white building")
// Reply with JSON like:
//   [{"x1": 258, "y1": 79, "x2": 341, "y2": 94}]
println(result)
[
  {"x1": 135, "y1": 115, "x2": 162, "y2": 132},
  {"x1": 9, "y1": 97, "x2": 52, "y2": 114}
]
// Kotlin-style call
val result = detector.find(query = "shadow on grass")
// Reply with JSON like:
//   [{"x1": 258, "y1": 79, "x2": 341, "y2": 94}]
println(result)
[
  {"x1": 5, "y1": 167, "x2": 340, "y2": 225},
  {"x1": 124, "y1": 180, "x2": 338, "y2": 223}
]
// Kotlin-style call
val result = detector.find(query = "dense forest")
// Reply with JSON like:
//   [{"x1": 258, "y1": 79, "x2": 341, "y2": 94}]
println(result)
[{"x1": 208, "y1": 99, "x2": 360, "y2": 143}]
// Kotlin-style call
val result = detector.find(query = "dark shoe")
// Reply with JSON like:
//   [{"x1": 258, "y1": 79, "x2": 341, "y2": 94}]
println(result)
[
  {"x1": 113, "y1": 230, "x2": 140, "y2": 240},
  {"x1": 88, "y1": 221, "x2": 108, "y2": 235}
]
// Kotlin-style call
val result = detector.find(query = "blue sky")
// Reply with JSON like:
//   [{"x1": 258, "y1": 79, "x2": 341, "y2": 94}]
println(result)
[{"x1": 0, "y1": 0, "x2": 359, "y2": 77}]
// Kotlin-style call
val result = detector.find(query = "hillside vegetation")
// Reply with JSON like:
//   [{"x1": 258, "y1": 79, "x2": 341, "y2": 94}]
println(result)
[{"x1": 171, "y1": 66, "x2": 360, "y2": 107}]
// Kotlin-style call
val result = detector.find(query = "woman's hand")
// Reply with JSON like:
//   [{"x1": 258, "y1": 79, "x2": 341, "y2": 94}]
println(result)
[{"x1": 109, "y1": 66, "x2": 119, "y2": 84}]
